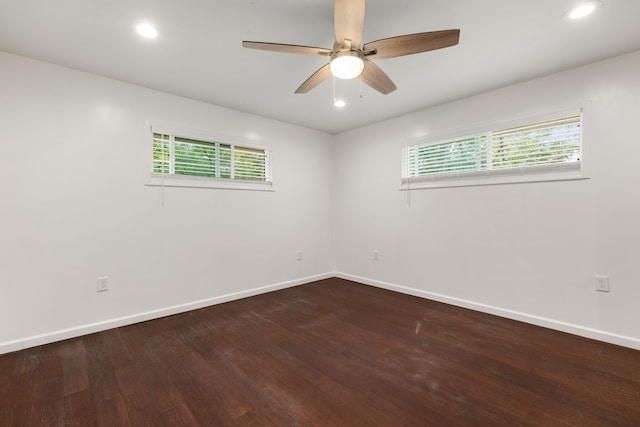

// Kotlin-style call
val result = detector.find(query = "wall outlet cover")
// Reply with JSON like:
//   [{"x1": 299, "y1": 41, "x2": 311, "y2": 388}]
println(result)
[
  {"x1": 595, "y1": 275, "x2": 610, "y2": 292},
  {"x1": 97, "y1": 276, "x2": 109, "y2": 292}
]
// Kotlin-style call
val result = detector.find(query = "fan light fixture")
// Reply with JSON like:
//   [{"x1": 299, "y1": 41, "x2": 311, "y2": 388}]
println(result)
[
  {"x1": 330, "y1": 51, "x2": 364, "y2": 79},
  {"x1": 242, "y1": 0, "x2": 461, "y2": 95}
]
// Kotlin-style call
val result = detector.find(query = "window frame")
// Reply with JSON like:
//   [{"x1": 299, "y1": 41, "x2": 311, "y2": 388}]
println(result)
[
  {"x1": 146, "y1": 122, "x2": 274, "y2": 192},
  {"x1": 400, "y1": 103, "x2": 591, "y2": 190}
]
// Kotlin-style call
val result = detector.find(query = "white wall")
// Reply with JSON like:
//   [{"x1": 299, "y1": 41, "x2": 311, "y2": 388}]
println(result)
[
  {"x1": 334, "y1": 50, "x2": 640, "y2": 349},
  {"x1": 3, "y1": 49, "x2": 640, "y2": 354},
  {"x1": 0, "y1": 51, "x2": 335, "y2": 353}
]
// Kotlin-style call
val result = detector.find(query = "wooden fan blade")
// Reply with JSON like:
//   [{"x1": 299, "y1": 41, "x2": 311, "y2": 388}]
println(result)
[
  {"x1": 334, "y1": 0, "x2": 365, "y2": 47},
  {"x1": 242, "y1": 41, "x2": 331, "y2": 56},
  {"x1": 360, "y1": 60, "x2": 397, "y2": 95},
  {"x1": 363, "y1": 29, "x2": 460, "y2": 60},
  {"x1": 295, "y1": 63, "x2": 332, "y2": 94}
]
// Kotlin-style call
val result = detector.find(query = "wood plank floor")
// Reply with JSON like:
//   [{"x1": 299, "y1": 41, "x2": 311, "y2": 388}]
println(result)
[{"x1": 1, "y1": 278, "x2": 639, "y2": 426}]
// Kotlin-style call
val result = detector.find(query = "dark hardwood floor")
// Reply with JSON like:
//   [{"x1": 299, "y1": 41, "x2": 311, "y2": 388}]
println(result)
[{"x1": 1, "y1": 278, "x2": 639, "y2": 426}]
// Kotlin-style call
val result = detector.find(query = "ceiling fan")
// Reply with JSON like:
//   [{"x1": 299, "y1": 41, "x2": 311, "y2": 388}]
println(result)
[{"x1": 242, "y1": 0, "x2": 460, "y2": 95}]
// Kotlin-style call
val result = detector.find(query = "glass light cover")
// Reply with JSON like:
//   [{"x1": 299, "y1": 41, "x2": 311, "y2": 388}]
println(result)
[{"x1": 330, "y1": 55, "x2": 364, "y2": 79}]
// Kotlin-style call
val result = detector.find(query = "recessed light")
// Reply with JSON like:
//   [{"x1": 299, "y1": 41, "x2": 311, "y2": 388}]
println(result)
[
  {"x1": 136, "y1": 23, "x2": 158, "y2": 39},
  {"x1": 566, "y1": 1, "x2": 602, "y2": 20},
  {"x1": 334, "y1": 99, "x2": 346, "y2": 108}
]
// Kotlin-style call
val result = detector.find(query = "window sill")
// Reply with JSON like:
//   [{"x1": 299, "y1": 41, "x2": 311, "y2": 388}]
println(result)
[
  {"x1": 400, "y1": 169, "x2": 589, "y2": 190},
  {"x1": 146, "y1": 174, "x2": 274, "y2": 192}
]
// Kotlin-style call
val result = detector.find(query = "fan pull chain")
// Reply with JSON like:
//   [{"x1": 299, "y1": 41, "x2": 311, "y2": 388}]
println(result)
[
  {"x1": 359, "y1": 76, "x2": 364, "y2": 98},
  {"x1": 161, "y1": 173, "x2": 165, "y2": 208},
  {"x1": 333, "y1": 75, "x2": 336, "y2": 104}
]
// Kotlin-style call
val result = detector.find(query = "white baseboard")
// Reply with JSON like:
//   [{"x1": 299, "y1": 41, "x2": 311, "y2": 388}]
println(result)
[
  {"x1": 0, "y1": 272, "x2": 334, "y2": 355},
  {"x1": 336, "y1": 272, "x2": 640, "y2": 351},
  {"x1": 5, "y1": 272, "x2": 639, "y2": 354}
]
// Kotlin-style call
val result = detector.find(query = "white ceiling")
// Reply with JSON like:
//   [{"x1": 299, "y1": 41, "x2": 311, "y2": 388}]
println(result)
[{"x1": 1, "y1": 0, "x2": 640, "y2": 134}]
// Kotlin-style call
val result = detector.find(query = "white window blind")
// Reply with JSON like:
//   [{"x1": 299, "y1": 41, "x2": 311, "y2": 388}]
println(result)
[
  {"x1": 491, "y1": 116, "x2": 581, "y2": 170},
  {"x1": 152, "y1": 132, "x2": 271, "y2": 183},
  {"x1": 404, "y1": 134, "x2": 488, "y2": 178},
  {"x1": 402, "y1": 114, "x2": 582, "y2": 186}
]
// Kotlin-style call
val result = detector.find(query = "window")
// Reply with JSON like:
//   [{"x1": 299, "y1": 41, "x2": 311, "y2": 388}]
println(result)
[
  {"x1": 148, "y1": 128, "x2": 272, "y2": 191},
  {"x1": 402, "y1": 112, "x2": 586, "y2": 188}
]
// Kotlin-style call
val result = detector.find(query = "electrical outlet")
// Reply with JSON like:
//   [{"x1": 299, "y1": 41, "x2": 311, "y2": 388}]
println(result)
[
  {"x1": 373, "y1": 250, "x2": 379, "y2": 261},
  {"x1": 97, "y1": 276, "x2": 109, "y2": 292},
  {"x1": 595, "y1": 275, "x2": 610, "y2": 292},
  {"x1": 297, "y1": 250, "x2": 303, "y2": 261}
]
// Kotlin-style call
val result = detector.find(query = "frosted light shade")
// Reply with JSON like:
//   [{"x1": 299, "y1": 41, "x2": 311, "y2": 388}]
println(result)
[{"x1": 330, "y1": 55, "x2": 364, "y2": 80}]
